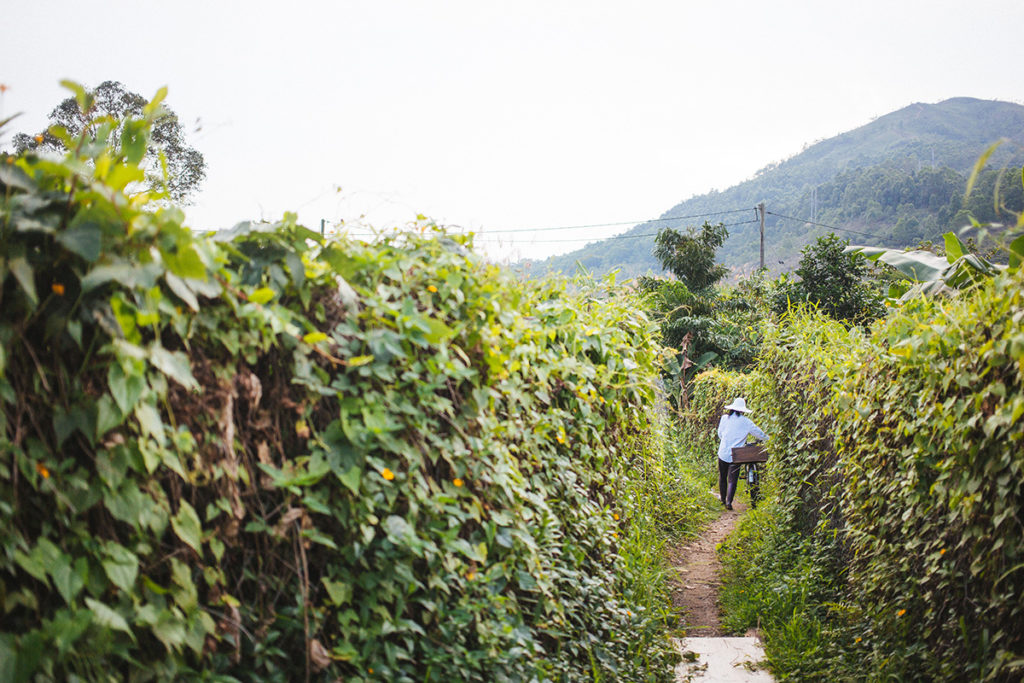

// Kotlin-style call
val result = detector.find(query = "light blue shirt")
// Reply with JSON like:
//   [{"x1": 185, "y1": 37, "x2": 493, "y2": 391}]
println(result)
[{"x1": 717, "y1": 413, "x2": 767, "y2": 462}]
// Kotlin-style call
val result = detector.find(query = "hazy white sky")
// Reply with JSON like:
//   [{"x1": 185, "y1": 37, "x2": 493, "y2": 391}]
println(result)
[{"x1": 3, "y1": 0, "x2": 1022, "y2": 262}]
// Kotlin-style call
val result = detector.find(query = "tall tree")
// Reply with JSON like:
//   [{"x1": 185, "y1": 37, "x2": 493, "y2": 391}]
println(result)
[
  {"x1": 653, "y1": 221, "x2": 729, "y2": 292},
  {"x1": 13, "y1": 80, "x2": 205, "y2": 203},
  {"x1": 642, "y1": 221, "x2": 759, "y2": 385}
]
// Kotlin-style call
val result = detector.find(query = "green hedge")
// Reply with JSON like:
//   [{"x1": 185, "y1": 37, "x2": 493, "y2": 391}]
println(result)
[
  {"x1": 0, "y1": 99, "x2": 680, "y2": 681},
  {"x1": 721, "y1": 277, "x2": 1024, "y2": 680},
  {"x1": 836, "y1": 269, "x2": 1024, "y2": 680},
  {"x1": 755, "y1": 310, "x2": 861, "y2": 536}
]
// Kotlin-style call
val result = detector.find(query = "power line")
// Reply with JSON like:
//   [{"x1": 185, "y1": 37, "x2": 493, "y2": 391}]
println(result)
[
  {"x1": 342, "y1": 219, "x2": 760, "y2": 244},
  {"x1": 331, "y1": 207, "x2": 754, "y2": 239},
  {"x1": 477, "y1": 207, "x2": 754, "y2": 234},
  {"x1": 765, "y1": 210, "x2": 883, "y2": 239},
  {"x1": 470, "y1": 219, "x2": 760, "y2": 243}
]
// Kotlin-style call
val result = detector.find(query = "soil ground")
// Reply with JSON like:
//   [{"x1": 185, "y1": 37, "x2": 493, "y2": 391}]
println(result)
[
  {"x1": 668, "y1": 498, "x2": 747, "y2": 636},
  {"x1": 668, "y1": 495, "x2": 773, "y2": 681}
]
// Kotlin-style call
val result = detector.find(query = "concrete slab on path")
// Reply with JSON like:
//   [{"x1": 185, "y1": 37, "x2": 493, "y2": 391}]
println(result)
[{"x1": 674, "y1": 637, "x2": 774, "y2": 682}]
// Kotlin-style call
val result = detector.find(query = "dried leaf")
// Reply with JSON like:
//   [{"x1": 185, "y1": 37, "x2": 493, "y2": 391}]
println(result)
[
  {"x1": 274, "y1": 507, "x2": 304, "y2": 538},
  {"x1": 309, "y1": 638, "x2": 331, "y2": 672}
]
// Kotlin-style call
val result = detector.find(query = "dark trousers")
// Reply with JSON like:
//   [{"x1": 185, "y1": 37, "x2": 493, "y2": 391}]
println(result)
[{"x1": 718, "y1": 458, "x2": 740, "y2": 506}]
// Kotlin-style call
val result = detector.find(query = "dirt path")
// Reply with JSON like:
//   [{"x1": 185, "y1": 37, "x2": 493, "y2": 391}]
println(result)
[
  {"x1": 668, "y1": 499, "x2": 774, "y2": 681},
  {"x1": 668, "y1": 500, "x2": 747, "y2": 636}
]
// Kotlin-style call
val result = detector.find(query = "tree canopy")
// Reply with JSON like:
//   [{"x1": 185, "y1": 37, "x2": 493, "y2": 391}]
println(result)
[
  {"x1": 772, "y1": 233, "x2": 884, "y2": 324},
  {"x1": 653, "y1": 221, "x2": 729, "y2": 291},
  {"x1": 13, "y1": 80, "x2": 205, "y2": 203}
]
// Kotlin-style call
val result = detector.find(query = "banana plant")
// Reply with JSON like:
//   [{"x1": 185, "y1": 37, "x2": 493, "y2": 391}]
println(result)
[{"x1": 845, "y1": 232, "x2": 1015, "y2": 301}]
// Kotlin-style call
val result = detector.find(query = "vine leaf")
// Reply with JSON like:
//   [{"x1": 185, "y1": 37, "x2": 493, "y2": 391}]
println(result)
[{"x1": 171, "y1": 501, "x2": 203, "y2": 555}]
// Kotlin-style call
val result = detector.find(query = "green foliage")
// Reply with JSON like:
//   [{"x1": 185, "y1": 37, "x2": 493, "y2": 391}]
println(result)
[
  {"x1": 0, "y1": 85, "x2": 686, "y2": 681},
  {"x1": 849, "y1": 230, "x2": 1007, "y2": 301},
  {"x1": 772, "y1": 234, "x2": 885, "y2": 325},
  {"x1": 637, "y1": 277, "x2": 719, "y2": 377},
  {"x1": 653, "y1": 222, "x2": 728, "y2": 292},
  {"x1": 639, "y1": 236, "x2": 767, "y2": 389},
  {"x1": 618, "y1": 420, "x2": 720, "y2": 617},
  {"x1": 757, "y1": 309, "x2": 862, "y2": 537},
  {"x1": 718, "y1": 504, "x2": 848, "y2": 679},
  {"x1": 834, "y1": 266, "x2": 1024, "y2": 681},
  {"x1": 706, "y1": 276, "x2": 772, "y2": 369},
  {"x1": 720, "y1": 273, "x2": 1024, "y2": 680},
  {"x1": 712, "y1": 309, "x2": 873, "y2": 679},
  {"x1": 12, "y1": 80, "x2": 206, "y2": 203},
  {"x1": 638, "y1": 278, "x2": 709, "y2": 348},
  {"x1": 713, "y1": 309, "x2": 861, "y2": 678}
]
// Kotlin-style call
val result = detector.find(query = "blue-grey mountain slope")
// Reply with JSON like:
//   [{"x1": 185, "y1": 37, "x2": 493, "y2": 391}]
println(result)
[{"x1": 527, "y1": 97, "x2": 1024, "y2": 280}]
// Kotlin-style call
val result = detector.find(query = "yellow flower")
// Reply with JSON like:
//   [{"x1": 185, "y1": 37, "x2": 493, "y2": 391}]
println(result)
[
  {"x1": 453, "y1": 478, "x2": 464, "y2": 487},
  {"x1": 613, "y1": 513, "x2": 619, "y2": 521},
  {"x1": 556, "y1": 434, "x2": 565, "y2": 444},
  {"x1": 466, "y1": 571, "x2": 477, "y2": 581},
  {"x1": 51, "y1": 283, "x2": 65, "y2": 296},
  {"x1": 427, "y1": 285, "x2": 438, "y2": 293},
  {"x1": 381, "y1": 468, "x2": 395, "y2": 481},
  {"x1": 897, "y1": 608, "x2": 906, "y2": 617},
  {"x1": 939, "y1": 548, "x2": 946, "y2": 555},
  {"x1": 34, "y1": 134, "x2": 44, "y2": 144},
  {"x1": 35, "y1": 462, "x2": 50, "y2": 479},
  {"x1": 855, "y1": 637, "x2": 862, "y2": 643}
]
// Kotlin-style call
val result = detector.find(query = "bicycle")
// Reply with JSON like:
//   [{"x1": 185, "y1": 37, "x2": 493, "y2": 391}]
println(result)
[
  {"x1": 745, "y1": 460, "x2": 761, "y2": 509},
  {"x1": 731, "y1": 444, "x2": 768, "y2": 509}
]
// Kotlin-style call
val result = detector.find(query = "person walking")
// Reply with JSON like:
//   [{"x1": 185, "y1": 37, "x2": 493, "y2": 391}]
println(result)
[{"x1": 717, "y1": 397, "x2": 767, "y2": 510}]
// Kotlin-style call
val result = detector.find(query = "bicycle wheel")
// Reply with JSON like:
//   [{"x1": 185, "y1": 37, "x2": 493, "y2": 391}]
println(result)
[{"x1": 748, "y1": 463, "x2": 761, "y2": 509}]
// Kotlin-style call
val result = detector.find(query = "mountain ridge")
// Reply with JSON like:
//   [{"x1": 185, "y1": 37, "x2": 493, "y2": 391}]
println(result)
[{"x1": 526, "y1": 97, "x2": 1024, "y2": 279}]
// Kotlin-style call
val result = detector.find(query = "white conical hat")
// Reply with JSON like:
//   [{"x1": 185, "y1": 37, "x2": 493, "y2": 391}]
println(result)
[{"x1": 724, "y1": 397, "x2": 751, "y2": 413}]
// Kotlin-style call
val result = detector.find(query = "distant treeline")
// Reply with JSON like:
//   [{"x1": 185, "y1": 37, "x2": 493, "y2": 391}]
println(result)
[
  {"x1": 527, "y1": 97, "x2": 1024, "y2": 280},
  {"x1": 787, "y1": 163, "x2": 1023, "y2": 254},
  {"x1": 532, "y1": 162, "x2": 1023, "y2": 280}
]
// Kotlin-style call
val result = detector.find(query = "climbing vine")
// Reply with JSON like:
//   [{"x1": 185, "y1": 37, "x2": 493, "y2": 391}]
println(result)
[{"x1": 0, "y1": 84, "x2": 682, "y2": 681}]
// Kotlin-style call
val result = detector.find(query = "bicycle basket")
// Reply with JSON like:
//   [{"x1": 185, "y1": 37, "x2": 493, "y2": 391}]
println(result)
[{"x1": 731, "y1": 444, "x2": 768, "y2": 463}]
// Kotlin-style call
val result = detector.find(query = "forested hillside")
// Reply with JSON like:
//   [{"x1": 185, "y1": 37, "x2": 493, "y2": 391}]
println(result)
[{"x1": 529, "y1": 97, "x2": 1024, "y2": 279}]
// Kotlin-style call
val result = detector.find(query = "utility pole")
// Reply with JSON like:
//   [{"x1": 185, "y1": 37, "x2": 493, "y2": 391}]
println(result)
[
  {"x1": 757, "y1": 202, "x2": 766, "y2": 271},
  {"x1": 320, "y1": 218, "x2": 326, "y2": 237}
]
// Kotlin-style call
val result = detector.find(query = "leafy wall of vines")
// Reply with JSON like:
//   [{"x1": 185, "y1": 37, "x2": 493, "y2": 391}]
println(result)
[{"x1": 1, "y1": 92, "x2": 680, "y2": 681}]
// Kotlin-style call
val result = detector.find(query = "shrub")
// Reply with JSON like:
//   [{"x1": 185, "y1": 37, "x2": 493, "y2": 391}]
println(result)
[
  {"x1": 772, "y1": 234, "x2": 885, "y2": 326},
  {"x1": 754, "y1": 308, "x2": 866, "y2": 535}
]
